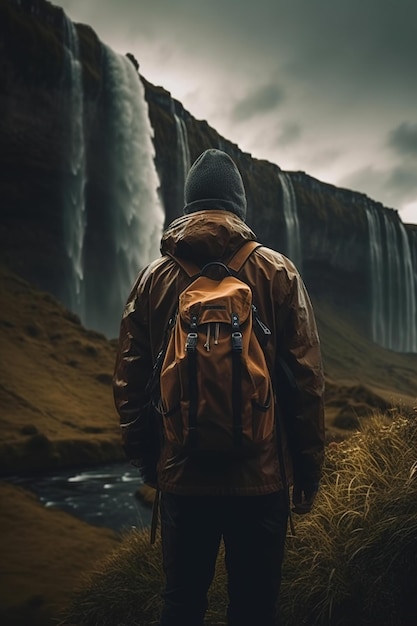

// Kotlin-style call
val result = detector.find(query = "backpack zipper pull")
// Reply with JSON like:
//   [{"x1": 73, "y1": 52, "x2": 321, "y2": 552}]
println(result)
[
  {"x1": 214, "y1": 322, "x2": 220, "y2": 345},
  {"x1": 204, "y1": 324, "x2": 211, "y2": 351}
]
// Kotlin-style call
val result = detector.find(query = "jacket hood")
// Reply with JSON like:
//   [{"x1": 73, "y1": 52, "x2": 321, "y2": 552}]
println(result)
[
  {"x1": 183, "y1": 149, "x2": 247, "y2": 221},
  {"x1": 161, "y1": 210, "x2": 257, "y2": 263}
]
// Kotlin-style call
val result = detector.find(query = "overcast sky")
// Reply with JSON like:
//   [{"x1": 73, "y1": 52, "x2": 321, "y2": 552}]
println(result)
[{"x1": 55, "y1": 0, "x2": 417, "y2": 224}]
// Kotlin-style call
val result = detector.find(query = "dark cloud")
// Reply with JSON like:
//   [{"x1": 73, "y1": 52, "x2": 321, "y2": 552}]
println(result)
[
  {"x1": 388, "y1": 122, "x2": 417, "y2": 156},
  {"x1": 56, "y1": 0, "x2": 417, "y2": 89},
  {"x1": 231, "y1": 84, "x2": 285, "y2": 122},
  {"x1": 385, "y1": 165, "x2": 417, "y2": 198},
  {"x1": 57, "y1": 0, "x2": 417, "y2": 110},
  {"x1": 53, "y1": 0, "x2": 417, "y2": 222}
]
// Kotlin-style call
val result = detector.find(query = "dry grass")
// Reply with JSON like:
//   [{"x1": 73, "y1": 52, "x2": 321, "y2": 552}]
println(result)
[
  {"x1": 60, "y1": 531, "x2": 229, "y2": 626},
  {"x1": 61, "y1": 412, "x2": 417, "y2": 626},
  {"x1": 60, "y1": 531, "x2": 165, "y2": 626},
  {"x1": 280, "y1": 412, "x2": 417, "y2": 625}
]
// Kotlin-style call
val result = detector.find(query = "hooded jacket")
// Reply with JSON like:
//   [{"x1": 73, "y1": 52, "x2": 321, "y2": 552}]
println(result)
[{"x1": 113, "y1": 210, "x2": 325, "y2": 495}]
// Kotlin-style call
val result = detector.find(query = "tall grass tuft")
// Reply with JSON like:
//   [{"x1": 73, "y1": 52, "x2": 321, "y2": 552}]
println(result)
[
  {"x1": 60, "y1": 529, "x2": 164, "y2": 626},
  {"x1": 61, "y1": 412, "x2": 417, "y2": 626},
  {"x1": 280, "y1": 412, "x2": 417, "y2": 625}
]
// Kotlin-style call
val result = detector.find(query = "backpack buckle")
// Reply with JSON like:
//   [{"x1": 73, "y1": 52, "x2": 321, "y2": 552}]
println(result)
[
  {"x1": 232, "y1": 331, "x2": 243, "y2": 351},
  {"x1": 186, "y1": 332, "x2": 198, "y2": 351}
]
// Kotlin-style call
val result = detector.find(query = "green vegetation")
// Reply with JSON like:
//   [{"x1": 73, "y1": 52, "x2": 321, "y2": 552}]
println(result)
[
  {"x1": 61, "y1": 412, "x2": 417, "y2": 626},
  {"x1": 0, "y1": 267, "x2": 122, "y2": 473}
]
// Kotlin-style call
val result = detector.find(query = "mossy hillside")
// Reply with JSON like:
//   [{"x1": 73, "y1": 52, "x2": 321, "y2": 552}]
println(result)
[
  {"x1": 0, "y1": 267, "x2": 122, "y2": 473},
  {"x1": 0, "y1": 481, "x2": 120, "y2": 626},
  {"x1": 313, "y1": 297, "x2": 417, "y2": 439}
]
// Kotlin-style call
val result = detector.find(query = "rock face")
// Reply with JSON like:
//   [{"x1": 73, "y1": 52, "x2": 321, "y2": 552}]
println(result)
[
  {"x1": 1, "y1": 0, "x2": 416, "y2": 350},
  {"x1": 1, "y1": 0, "x2": 164, "y2": 338}
]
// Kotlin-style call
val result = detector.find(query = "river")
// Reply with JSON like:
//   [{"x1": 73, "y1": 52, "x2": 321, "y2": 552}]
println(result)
[{"x1": 8, "y1": 462, "x2": 152, "y2": 533}]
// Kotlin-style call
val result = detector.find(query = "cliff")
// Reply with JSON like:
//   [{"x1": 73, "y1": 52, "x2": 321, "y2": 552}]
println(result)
[{"x1": 1, "y1": 0, "x2": 416, "y2": 351}]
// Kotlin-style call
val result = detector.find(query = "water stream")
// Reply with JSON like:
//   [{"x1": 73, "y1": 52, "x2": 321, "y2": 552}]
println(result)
[{"x1": 8, "y1": 463, "x2": 152, "y2": 533}]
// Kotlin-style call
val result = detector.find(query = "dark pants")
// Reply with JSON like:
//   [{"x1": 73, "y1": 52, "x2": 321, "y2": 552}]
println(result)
[{"x1": 159, "y1": 491, "x2": 289, "y2": 626}]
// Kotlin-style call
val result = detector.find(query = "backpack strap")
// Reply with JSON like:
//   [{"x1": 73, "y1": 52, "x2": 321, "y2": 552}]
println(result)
[
  {"x1": 226, "y1": 240, "x2": 262, "y2": 273},
  {"x1": 228, "y1": 241, "x2": 263, "y2": 449}
]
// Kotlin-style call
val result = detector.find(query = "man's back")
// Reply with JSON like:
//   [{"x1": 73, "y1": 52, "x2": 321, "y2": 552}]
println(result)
[{"x1": 113, "y1": 149, "x2": 325, "y2": 626}]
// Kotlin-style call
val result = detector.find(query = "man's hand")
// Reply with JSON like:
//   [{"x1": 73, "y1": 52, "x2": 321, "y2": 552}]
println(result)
[{"x1": 292, "y1": 483, "x2": 319, "y2": 515}]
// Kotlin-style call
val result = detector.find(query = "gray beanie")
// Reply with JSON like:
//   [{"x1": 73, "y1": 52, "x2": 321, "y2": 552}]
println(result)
[{"x1": 183, "y1": 149, "x2": 247, "y2": 221}]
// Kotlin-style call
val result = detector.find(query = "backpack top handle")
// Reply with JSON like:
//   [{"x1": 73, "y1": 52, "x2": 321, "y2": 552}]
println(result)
[{"x1": 200, "y1": 261, "x2": 232, "y2": 276}]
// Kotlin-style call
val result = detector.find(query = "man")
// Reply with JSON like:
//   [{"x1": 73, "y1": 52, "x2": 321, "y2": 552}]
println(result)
[{"x1": 113, "y1": 149, "x2": 325, "y2": 626}]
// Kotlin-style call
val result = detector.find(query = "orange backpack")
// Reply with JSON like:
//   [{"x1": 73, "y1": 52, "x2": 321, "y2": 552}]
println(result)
[{"x1": 158, "y1": 241, "x2": 275, "y2": 457}]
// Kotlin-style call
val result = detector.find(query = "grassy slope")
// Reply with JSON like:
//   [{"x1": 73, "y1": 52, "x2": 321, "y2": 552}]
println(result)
[
  {"x1": 0, "y1": 481, "x2": 120, "y2": 626},
  {"x1": 0, "y1": 266, "x2": 416, "y2": 625},
  {"x1": 0, "y1": 267, "x2": 124, "y2": 624},
  {"x1": 316, "y1": 299, "x2": 417, "y2": 399},
  {"x1": 0, "y1": 266, "x2": 123, "y2": 473},
  {"x1": 313, "y1": 298, "x2": 417, "y2": 438}
]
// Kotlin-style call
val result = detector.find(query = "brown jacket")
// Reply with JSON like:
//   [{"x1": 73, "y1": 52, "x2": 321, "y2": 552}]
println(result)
[{"x1": 113, "y1": 210, "x2": 325, "y2": 495}]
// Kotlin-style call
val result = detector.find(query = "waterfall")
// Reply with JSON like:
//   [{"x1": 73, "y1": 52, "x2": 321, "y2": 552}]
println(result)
[
  {"x1": 174, "y1": 113, "x2": 191, "y2": 182},
  {"x1": 62, "y1": 16, "x2": 87, "y2": 318},
  {"x1": 365, "y1": 204, "x2": 417, "y2": 352},
  {"x1": 398, "y1": 220, "x2": 417, "y2": 351},
  {"x1": 82, "y1": 46, "x2": 164, "y2": 337},
  {"x1": 174, "y1": 113, "x2": 190, "y2": 213},
  {"x1": 366, "y1": 206, "x2": 386, "y2": 345},
  {"x1": 278, "y1": 172, "x2": 302, "y2": 271}
]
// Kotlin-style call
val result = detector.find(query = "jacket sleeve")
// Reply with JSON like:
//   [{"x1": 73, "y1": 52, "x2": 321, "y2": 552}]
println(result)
[
  {"x1": 277, "y1": 268, "x2": 325, "y2": 489},
  {"x1": 112, "y1": 269, "x2": 160, "y2": 486}
]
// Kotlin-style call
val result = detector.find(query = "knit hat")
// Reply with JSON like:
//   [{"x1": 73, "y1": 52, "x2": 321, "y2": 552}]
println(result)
[{"x1": 183, "y1": 149, "x2": 247, "y2": 221}]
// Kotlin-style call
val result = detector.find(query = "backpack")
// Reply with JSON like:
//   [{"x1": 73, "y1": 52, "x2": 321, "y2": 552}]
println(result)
[{"x1": 157, "y1": 240, "x2": 275, "y2": 457}]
